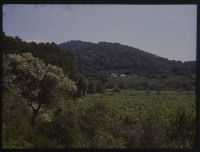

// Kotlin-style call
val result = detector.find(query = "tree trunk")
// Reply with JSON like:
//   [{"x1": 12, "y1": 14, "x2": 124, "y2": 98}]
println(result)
[
  {"x1": 31, "y1": 110, "x2": 38, "y2": 128},
  {"x1": 31, "y1": 103, "x2": 41, "y2": 128}
]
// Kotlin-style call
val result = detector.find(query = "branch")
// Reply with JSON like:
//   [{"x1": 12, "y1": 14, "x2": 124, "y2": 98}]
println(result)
[
  {"x1": 35, "y1": 102, "x2": 42, "y2": 112},
  {"x1": 27, "y1": 100, "x2": 35, "y2": 111}
]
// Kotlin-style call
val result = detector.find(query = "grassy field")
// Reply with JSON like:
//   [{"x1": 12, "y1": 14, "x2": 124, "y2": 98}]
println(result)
[
  {"x1": 78, "y1": 90, "x2": 195, "y2": 109},
  {"x1": 3, "y1": 89, "x2": 196, "y2": 148},
  {"x1": 72, "y1": 90, "x2": 196, "y2": 148},
  {"x1": 77, "y1": 90, "x2": 195, "y2": 122}
]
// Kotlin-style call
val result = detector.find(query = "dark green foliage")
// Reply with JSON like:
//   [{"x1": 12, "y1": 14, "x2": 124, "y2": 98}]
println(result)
[
  {"x1": 146, "y1": 90, "x2": 150, "y2": 94},
  {"x1": 3, "y1": 90, "x2": 32, "y2": 147},
  {"x1": 107, "y1": 74, "x2": 195, "y2": 91},
  {"x1": 87, "y1": 81, "x2": 97, "y2": 93},
  {"x1": 167, "y1": 106, "x2": 196, "y2": 147},
  {"x1": 59, "y1": 40, "x2": 196, "y2": 90},
  {"x1": 87, "y1": 80, "x2": 105, "y2": 94},
  {"x1": 156, "y1": 90, "x2": 160, "y2": 95},
  {"x1": 118, "y1": 82, "x2": 126, "y2": 89},
  {"x1": 3, "y1": 35, "x2": 195, "y2": 91},
  {"x1": 3, "y1": 89, "x2": 195, "y2": 148},
  {"x1": 77, "y1": 99, "x2": 126, "y2": 148},
  {"x1": 2, "y1": 90, "x2": 62, "y2": 148},
  {"x1": 97, "y1": 70, "x2": 109, "y2": 84},
  {"x1": 113, "y1": 88, "x2": 120, "y2": 93},
  {"x1": 3, "y1": 52, "x2": 77, "y2": 128},
  {"x1": 76, "y1": 75, "x2": 88, "y2": 97},
  {"x1": 2, "y1": 34, "x2": 196, "y2": 149},
  {"x1": 76, "y1": 91, "x2": 195, "y2": 148},
  {"x1": 96, "y1": 82, "x2": 105, "y2": 93},
  {"x1": 105, "y1": 83, "x2": 114, "y2": 89},
  {"x1": 36, "y1": 113, "x2": 75, "y2": 148},
  {"x1": 2, "y1": 34, "x2": 79, "y2": 80}
]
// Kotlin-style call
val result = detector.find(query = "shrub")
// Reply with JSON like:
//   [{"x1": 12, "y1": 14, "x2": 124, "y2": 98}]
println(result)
[
  {"x1": 166, "y1": 107, "x2": 196, "y2": 148},
  {"x1": 93, "y1": 130, "x2": 126, "y2": 148},
  {"x1": 113, "y1": 88, "x2": 120, "y2": 93},
  {"x1": 88, "y1": 81, "x2": 97, "y2": 93},
  {"x1": 96, "y1": 82, "x2": 105, "y2": 93},
  {"x1": 118, "y1": 82, "x2": 126, "y2": 89},
  {"x1": 156, "y1": 90, "x2": 160, "y2": 95},
  {"x1": 2, "y1": 90, "x2": 33, "y2": 148}
]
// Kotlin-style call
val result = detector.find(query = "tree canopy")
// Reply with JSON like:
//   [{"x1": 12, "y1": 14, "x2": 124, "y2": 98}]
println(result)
[{"x1": 3, "y1": 52, "x2": 77, "y2": 127}]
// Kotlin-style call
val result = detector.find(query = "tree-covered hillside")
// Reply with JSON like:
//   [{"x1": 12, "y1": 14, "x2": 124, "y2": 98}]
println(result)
[
  {"x1": 59, "y1": 40, "x2": 196, "y2": 90},
  {"x1": 59, "y1": 40, "x2": 195, "y2": 77}
]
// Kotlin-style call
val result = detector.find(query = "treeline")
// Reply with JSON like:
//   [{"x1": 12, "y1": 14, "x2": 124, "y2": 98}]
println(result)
[
  {"x1": 2, "y1": 34, "x2": 196, "y2": 94},
  {"x1": 2, "y1": 33, "x2": 78, "y2": 80},
  {"x1": 106, "y1": 75, "x2": 195, "y2": 91},
  {"x1": 2, "y1": 33, "x2": 105, "y2": 97},
  {"x1": 59, "y1": 40, "x2": 196, "y2": 90}
]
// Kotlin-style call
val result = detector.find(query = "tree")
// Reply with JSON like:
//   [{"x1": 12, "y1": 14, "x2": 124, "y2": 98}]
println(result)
[
  {"x1": 97, "y1": 70, "x2": 109, "y2": 84},
  {"x1": 76, "y1": 75, "x2": 88, "y2": 97},
  {"x1": 3, "y1": 52, "x2": 77, "y2": 128},
  {"x1": 88, "y1": 81, "x2": 97, "y2": 93},
  {"x1": 2, "y1": 34, "x2": 79, "y2": 82},
  {"x1": 96, "y1": 82, "x2": 105, "y2": 93},
  {"x1": 118, "y1": 82, "x2": 125, "y2": 89}
]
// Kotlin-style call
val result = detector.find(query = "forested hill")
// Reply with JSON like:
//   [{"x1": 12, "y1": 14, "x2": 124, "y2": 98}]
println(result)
[
  {"x1": 59, "y1": 40, "x2": 196, "y2": 79},
  {"x1": 2, "y1": 34, "x2": 196, "y2": 90}
]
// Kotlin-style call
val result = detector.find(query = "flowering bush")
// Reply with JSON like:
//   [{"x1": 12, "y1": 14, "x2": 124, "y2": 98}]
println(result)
[{"x1": 3, "y1": 52, "x2": 77, "y2": 127}]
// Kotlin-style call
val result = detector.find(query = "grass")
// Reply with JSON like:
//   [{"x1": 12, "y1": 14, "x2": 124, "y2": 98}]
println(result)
[
  {"x1": 77, "y1": 90, "x2": 195, "y2": 115},
  {"x1": 74, "y1": 89, "x2": 196, "y2": 148},
  {"x1": 3, "y1": 89, "x2": 196, "y2": 148}
]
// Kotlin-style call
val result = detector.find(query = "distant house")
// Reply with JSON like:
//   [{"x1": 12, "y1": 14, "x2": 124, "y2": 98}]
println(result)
[
  {"x1": 111, "y1": 73, "x2": 118, "y2": 77},
  {"x1": 120, "y1": 74, "x2": 126, "y2": 77}
]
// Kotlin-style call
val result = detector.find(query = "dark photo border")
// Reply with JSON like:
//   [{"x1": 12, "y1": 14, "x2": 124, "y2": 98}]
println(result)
[{"x1": 0, "y1": 0, "x2": 199, "y2": 152}]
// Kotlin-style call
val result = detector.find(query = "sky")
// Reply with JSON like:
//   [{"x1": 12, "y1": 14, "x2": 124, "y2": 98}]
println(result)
[{"x1": 3, "y1": 4, "x2": 197, "y2": 61}]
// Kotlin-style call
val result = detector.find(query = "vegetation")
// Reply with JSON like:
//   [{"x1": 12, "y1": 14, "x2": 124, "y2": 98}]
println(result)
[
  {"x1": 3, "y1": 52, "x2": 77, "y2": 128},
  {"x1": 2, "y1": 33, "x2": 79, "y2": 81},
  {"x1": 2, "y1": 34, "x2": 196, "y2": 149},
  {"x1": 59, "y1": 40, "x2": 195, "y2": 90},
  {"x1": 3, "y1": 88, "x2": 196, "y2": 148}
]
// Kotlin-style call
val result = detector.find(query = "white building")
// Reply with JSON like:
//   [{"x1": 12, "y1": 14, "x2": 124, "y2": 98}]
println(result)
[
  {"x1": 120, "y1": 74, "x2": 126, "y2": 77},
  {"x1": 111, "y1": 73, "x2": 118, "y2": 77}
]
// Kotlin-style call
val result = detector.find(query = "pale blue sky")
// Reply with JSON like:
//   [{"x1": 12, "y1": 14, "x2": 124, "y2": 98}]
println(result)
[{"x1": 3, "y1": 4, "x2": 197, "y2": 61}]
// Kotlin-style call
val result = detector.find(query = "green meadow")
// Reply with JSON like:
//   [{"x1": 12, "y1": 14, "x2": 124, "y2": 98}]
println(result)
[
  {"x1": 3, "y1": 88, "x2": 196, "y2": 149},
  {"x1": 60, "y1": 90, "x2": 196, "y2": 148}
]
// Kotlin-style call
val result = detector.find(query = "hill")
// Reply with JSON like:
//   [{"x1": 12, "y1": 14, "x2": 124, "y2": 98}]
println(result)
[
  {"x1": 59, "y1": 40, "x2": 196, "y2": 90},
  {"x1": 2, "y1": 34, "x2": 195, "y2": 90}
]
